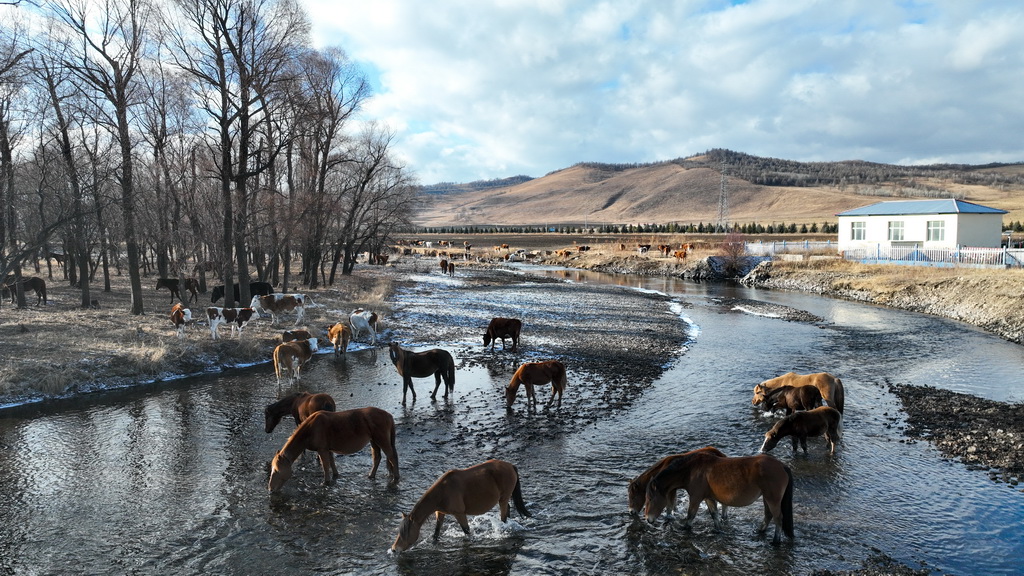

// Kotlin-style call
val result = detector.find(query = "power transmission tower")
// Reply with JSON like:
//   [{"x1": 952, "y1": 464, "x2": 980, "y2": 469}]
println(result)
[{"x1": 716, "y1": 163, "x2": 729, "y2": 233}]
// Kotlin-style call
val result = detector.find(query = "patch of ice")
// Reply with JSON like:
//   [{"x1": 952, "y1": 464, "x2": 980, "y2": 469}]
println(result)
[{"x1": 732, "y1": 305, "x2": 782, "y2": 319}]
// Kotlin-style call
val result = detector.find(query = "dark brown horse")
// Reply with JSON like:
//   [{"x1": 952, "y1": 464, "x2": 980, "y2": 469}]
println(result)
[
  {"x1": 628, "y1": 446, "x2": 727, "y2": 516},
  {"x1": 505, "y1": 360, "x2": 566, "y2": 409},
  {"x1": 754, "y1": 384, "x2": 824, "y2": 415},
  {"x1": 388, "y1": 342, "x2": 456, "y2": 403},
  {"x1": 760, "y1": 406, "x2": 842, "y2": 454},
  {"x1": 644, "y1": 451, "x2": 794, "y2": 545},
  {"x1": 754, "y1": 372, "x2": 845, "y2": 414},
  {"x1": 390, "y1": 459, "x2": 529, "y2": 552},
  {"x1": 3, "y1": 276, "x2": 47, "y2": 305},
  {"x1": 264, "y1": 392, "x2": 336, "y2": 433},
  {"x1": 268, "y1": 407, "x2": 399, "y2": 491}
]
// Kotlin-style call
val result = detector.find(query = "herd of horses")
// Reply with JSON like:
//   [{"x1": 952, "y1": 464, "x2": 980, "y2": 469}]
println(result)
[{"x1": 254, "y1": 288, "x2": 848, "y2": 552}]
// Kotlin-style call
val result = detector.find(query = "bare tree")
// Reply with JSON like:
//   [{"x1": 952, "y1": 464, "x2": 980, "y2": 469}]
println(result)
[
  {"x1": 47, "y1": 0, "x2": 152, "y2": 314},
  {"x1": 170, "y1": 0, "x2": 308, "y2": 304}
]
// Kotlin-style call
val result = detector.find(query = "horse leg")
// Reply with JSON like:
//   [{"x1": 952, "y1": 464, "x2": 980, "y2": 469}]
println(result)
[
  {"x1": 453, "y1": 513, "x2": 471, "y2": 536},
  {"x1": 683, "y1": 498, "x2": 702, "y2": 528},
  {"x1": 430, "y1": 372, "x2": 443, "y2": 400},
  {"x1": 704, "y1": 499, "x2": 723, "y2": 529},
  {"x1": 318, "y1": 449, "x2": 337, "y2": 485},
  {"x1": 368, "y1": 443, "x2": 382, "y2": 478},
  {"x1": 498, "y1": 498, "x2": 510, "y2": 522},
  {"x1": 666, "y1": 489, "x2": 677, "y2": 518},
  {"x1": 433, "y1": 512, "x2": 446, "y2": 540},
  {"x1": 799, "y1": 436, "x2": 809, "y2": 453}
]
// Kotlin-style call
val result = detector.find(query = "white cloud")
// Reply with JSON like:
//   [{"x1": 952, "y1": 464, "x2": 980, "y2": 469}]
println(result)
[{"x1": 300, "y1": 0, "x2": 1024, "y2": 183}]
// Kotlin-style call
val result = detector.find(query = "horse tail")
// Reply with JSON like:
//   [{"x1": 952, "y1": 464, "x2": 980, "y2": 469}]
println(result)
[
  {"x1": 781, "y1": 466, "x2": 794, "y2": 538},
  {"x1": 511, "y1": 465, "x2": 531, "y2": 517},
  {"x1": 834, "y1": 377, "x2": 845, "y2": 414},
  {"x1": 445, "y1": 355, "x2": 456, "y2": 388},
  {"x1": 39, "y1": 279, "x2": 47, "y2": 304}
]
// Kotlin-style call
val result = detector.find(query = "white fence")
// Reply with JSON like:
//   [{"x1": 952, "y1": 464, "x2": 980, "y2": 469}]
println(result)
[
  {"x1": 744, "y1": 240, "x2": 836, "y2": 256},
  {"x1": 744, "y1": 240, "x2": 1024, "y2": 268}
]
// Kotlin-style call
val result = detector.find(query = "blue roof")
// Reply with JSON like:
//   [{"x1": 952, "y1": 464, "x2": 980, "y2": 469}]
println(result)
[{"x1": 837, "y1": 199, "x2": 1007, "y2": 217}]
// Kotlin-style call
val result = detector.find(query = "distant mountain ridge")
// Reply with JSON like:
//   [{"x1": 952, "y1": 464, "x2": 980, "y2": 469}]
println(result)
[{"x1": 415, "y1": 149, "x2": 1024, "y2": 228}]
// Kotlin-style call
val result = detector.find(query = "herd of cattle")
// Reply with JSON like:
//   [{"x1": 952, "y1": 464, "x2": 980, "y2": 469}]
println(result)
[{"x1": 155, "y1": 269, "x2": 849, "y2": 551}]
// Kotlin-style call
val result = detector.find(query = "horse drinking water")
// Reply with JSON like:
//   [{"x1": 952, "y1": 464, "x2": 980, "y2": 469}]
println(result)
[
  {"x1": 390, "y1": 459, "x2": 530, "y2": 552},
  {"x1": 388, "y1": 343, "x2": 456, "y2": 403},
  {"x1": 628, "y1": 446, "x2": 727, "y2": 517},
  {"x1": 759, "y1": 406, "x2": 843, "y2": 454},
  {"x1": 644, "y1": 450, "x2": 794, "y2": 545},
  {"x1": 264, "y1": 392, "x2": 336, "y2": 433},
  {"x1": 505, "y1": 360, "x2": 567, "y2": 409},
  {"x1": 268, "y1": 407, "x2": 399, "y2": 492}
]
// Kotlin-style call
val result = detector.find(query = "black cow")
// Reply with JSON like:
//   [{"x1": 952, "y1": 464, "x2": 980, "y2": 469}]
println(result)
[{"x1": 211, "y1": 281, "x2": 273, "y2": 304}]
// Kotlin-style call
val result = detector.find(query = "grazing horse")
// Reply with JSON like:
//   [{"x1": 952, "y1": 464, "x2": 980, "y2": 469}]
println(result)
[
  {"x1": 3, "y1": 276, "x2": 47, "y2": 305},
  {"x1": 268, "y1": 407, "x2": 400, "y2": 491},
  {"x1": 388, "y1": 342, "x2": 456, "y2": 403},
  {"x1": 644, "y1": 451, "x2": 794, "y2": 545},
  {"x1": 390, "y1": 459, "x2": 530, "y2": 552},
  {"x1": 505, "y1": 360, "x2": 566, "y2": 409},
  {"x1": 483, "y1": 317, "x2": 522, "y2": 351},
  {"x1": 754, "y1": 385, "x2": 824, "y2": 415},
  {"x1": 628, "y1": 446, "x2": 727, "y2": 517},
  {"x1": 264, "y1": 391, "x2": 336, "y2": 433},
  {"x1": 760, "y1": 406, "x2": 842, "y2": 454},
  {"x1": 754, "y1": 372, "x2": 845, "y2": 414},
  {"x1": 155, "y1": 278, "x2": 184, "y2": 304}
]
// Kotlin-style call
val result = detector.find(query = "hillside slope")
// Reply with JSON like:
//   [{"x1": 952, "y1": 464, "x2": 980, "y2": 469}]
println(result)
[{"x1": 415, "y1": 150, "x2": 1024, "y2": 228}]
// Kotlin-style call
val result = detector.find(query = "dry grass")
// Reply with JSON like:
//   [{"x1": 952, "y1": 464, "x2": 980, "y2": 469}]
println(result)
[{"x1": 0, "y1": 266, "x2": 398, "y2": 402}]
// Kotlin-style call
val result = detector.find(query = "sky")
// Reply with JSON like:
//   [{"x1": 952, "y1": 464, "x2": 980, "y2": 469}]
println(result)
[{"x1": 298, "y1": 0, "x2": 1024, "y2": 185}]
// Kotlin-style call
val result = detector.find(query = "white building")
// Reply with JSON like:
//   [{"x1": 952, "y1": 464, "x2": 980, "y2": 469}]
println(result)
[{"x1": 836, "y1": 199, "x2": 1007, "y2": 252}]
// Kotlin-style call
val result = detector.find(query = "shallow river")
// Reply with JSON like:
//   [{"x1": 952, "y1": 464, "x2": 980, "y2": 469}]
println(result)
[{"x1": 1, "y1": 267, "x2": 1022, "y2": 575}]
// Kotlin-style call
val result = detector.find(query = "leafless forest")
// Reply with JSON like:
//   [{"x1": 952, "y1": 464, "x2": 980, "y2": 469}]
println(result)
[{"x1": 0, "y1": 0, "x2": 418, "y2": 314}]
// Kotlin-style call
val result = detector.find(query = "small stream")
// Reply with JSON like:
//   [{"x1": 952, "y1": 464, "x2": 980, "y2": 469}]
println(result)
[{"x1": 0, "y1": 267, "x2": 1021, "y2": 575}]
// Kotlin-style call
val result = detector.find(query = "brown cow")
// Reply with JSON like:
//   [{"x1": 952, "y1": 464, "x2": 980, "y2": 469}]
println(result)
[
  {"x1": 327, "y1": 322, "x2": 351, "y2": 356},
  {"x1": 250, "y1": 294, "x2": 307, "y2": 325},
  {"x1": 206, "y1": 307, "x2": 256, "y2": 340},
  {"x1": 273, "y1": 338, "x2": 320, "y2": 383},
  {"x1": 483, "y1": 317, "x2": 522, "y2": 351},
  {"x1": 169, "y1": 303, "x2": 192, "y2": 339},
  {"x1": 282, "y1": 329, "x2": 312, "y2": 342}
]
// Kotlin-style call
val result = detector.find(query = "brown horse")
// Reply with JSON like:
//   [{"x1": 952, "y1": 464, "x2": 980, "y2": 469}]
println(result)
[
  {"x1": 264, "y1": 391, "x2": 336, "y2": 433},
  {"x1": 390, "y1": 459, "x2": 530, "y2": 552},
  {"x1": 760, "y1": 406, "x2": 842, "y2": 454},
  {"x1": 3, "y1": 276, "x2": 47, "y2": 305},
  {"x1": 627, "y1": 446, "x2": 727, "y2": 517},
  {"x1": 388, "y1": 342, "x2": 456, "y2": 403},
  {"x1": 505, "y1": 360, "x2": 566, "y2": 409},
  {"x1": 754, "y1": 384, "x2": 824, "y2": 415},
  {"x1": 644, "y1": 451, "x2": 794, "y2": 545},
  {"x1": 268, "y1": 407, "x2": 399, "y2": 491},
  {"x1": 754, "y1": 372, "x2": 845, "y2": 414}
]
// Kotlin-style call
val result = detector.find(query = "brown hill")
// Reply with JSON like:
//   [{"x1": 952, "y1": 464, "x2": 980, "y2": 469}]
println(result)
[{"x1": 415, "y1": 150, "x2": 1024, "y2": 228}]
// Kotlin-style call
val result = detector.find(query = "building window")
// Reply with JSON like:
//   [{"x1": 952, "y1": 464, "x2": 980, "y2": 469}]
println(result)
[
  {"x1": 851, "y1": 221, "x2": 866, "y2": 240},
  {"x1": 927, "y1": 220, "x2": 945, "y2": 242},
  {"x1": 888, "y1": 221, "x2": 904, "y2": 241}
]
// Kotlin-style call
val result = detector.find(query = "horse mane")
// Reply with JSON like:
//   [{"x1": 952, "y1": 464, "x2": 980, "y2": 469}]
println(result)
[{"x1": 649, "y1": 449, "x2": 723, "y2": 493}]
